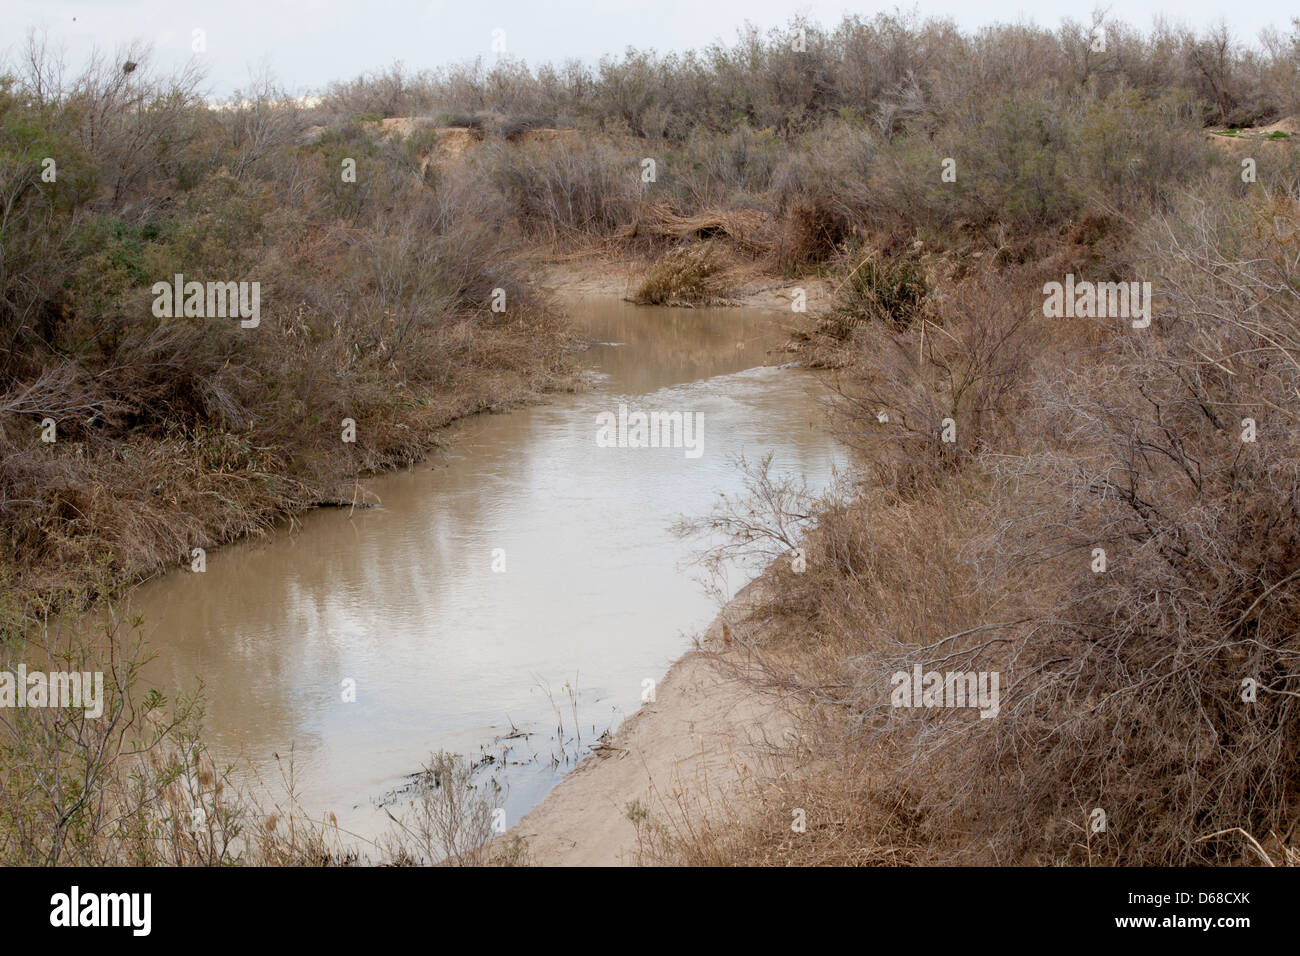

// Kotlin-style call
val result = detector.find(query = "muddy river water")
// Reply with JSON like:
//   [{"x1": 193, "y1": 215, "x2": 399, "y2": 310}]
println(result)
[{"x1": 128, "y1": 296, "x2": 846, "y2": 847}]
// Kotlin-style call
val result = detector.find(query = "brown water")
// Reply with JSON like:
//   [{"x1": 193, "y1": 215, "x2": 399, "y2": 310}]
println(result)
[{"x1": 128, "y1": 296, "x2": 845, "y2": 847}]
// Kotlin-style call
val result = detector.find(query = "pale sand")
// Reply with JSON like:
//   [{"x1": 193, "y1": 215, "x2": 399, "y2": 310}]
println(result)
[
  {"x1": 531, "y1": 252, "x2": 830, "y2": 312},
  {"x1": 508, "y1": 581, "x2": 790, "y2": 866}
]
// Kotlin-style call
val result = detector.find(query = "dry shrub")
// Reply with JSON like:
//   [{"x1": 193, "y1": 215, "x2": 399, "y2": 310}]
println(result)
[
  {"x1": 669, "y1": 191, "x2": 1300, "y2": 866},
  {"x1": 771, "y1": 121, "x2": 879, "y2": 225},
  {"x1": 786, "y1": 241, "x2": 931, "y2": 368},
  {"x1": 829, "y1": 261, "x2": 1041, "y2": 495},
  {"x1": 633, "y1": 242, "x2": 732, "y2": 305},
  {"x1": 833, "y1": 244, "x2": 928, "y2": 329},
  {"x1": 663, "y1": 458, "x2": 1000, "y2": 866},
  {"x1": 772, "y1": 200, "x2": 851, "y2": 274},
  {"x1": 0, "y1": 105, "x2": 577, "y2": 618},
  {"x1": 486, "y1": 136, "x2": 642, "y2": 242},
  {"x1": 617, "y1": 203, "x2": 775, "y2": 256},
  {"x1": 0, "y1": 606, "x2": 249, "y2": 866},
  {"x1": 379, "y1": 751, "x2": 528, "y2": 866},
  {"x1": 946, "y1": 190, "x2": 1300, "y2": 864},
  {"x1": 730, "y1": 190, "x2": 1299, "y2": 866},
  {"x1": 500, "y1": 115, "x2": 550, "y2": 141}
]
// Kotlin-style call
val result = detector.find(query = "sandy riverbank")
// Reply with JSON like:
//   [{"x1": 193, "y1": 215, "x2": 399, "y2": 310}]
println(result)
[
  {"x1": 507, "y1": 578, "x2": 792, "y2": 865},
  {"x1": 530, "y1": 251, "x2": 831, "y2": 309}
]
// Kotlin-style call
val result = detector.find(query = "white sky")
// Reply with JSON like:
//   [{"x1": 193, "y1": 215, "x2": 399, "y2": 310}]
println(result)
[{"x1": 6, "y1": 1, "x2": 1298, "y2": 99}]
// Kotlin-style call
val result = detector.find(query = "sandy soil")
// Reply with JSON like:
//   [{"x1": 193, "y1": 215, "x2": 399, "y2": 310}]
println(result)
[
  {"x1": 530, "y1": 253, "x2": 830, "y2": 311},
  {"x1": 508, "y1": 580, "x2": 788, "y2": 865},
  {"x1": 1258, "y1": 115, "x2": 1300, "y2": 136}
]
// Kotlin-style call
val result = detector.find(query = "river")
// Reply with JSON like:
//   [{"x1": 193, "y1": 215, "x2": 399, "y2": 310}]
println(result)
[{"x1": 127, "y1": 295, "x2": 846, "y2": 848}]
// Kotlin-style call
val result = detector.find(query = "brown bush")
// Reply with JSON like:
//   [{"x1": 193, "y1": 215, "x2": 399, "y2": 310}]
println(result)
[
  {"x1": 772, "y1": 200, "x2": 850, "y2": 274},
  {"x1": 666, "y1": 192, "x2": 1300, "y2": 866},
  {"x1": 633, "y1": 242, "x2": 733, "y2": 305}
]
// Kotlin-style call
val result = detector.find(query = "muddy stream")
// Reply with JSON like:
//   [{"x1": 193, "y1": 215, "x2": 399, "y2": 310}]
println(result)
[{"x1": 128, "y1": 296, "x2": 846, "y2": 846}]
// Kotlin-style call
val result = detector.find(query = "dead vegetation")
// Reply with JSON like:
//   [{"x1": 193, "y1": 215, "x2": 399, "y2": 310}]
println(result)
[
  {"x1": 0, "y1": 42, "x2": 578, "y2": 626},
  {"x1": 618, "y1": 205, "x2": 774, "y2": 256},
  {"x1": 5, "y1": 12, "x2": 1300, "y2": 867},
  {"x1": 665, "y1": 185, "x2": 1300, "y2": 866},
  {"x1": 632, "y1": 242, "x2": 733, "y2": 305}
]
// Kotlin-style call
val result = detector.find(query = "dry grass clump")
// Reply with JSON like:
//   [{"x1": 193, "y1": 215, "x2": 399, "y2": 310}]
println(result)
[
  {"x1": 378, "y1": 751, "x2": 531, "y2": 866},
  {"x1": 785, "y1": 240, "x2": 935, "y2": 368},
  {"x1": 626, "y1": 739, "x2": 916, "y2": 866},
  {"x1": 824, "y1": 243, "x2": 930, "y2": 339},
  {"x1": 840, "y1": 249, "x2": 927, "y2": 325},
  {"x1": 633, "y1": 242, "x2": 733, "y2": 306}
]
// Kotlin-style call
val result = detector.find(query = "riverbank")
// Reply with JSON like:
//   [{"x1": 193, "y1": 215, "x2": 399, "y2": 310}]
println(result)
[
  {"x1": 530, "y1": 250, "x2": 832, "y2": 311},
  {"x1": 508, "y1": 578, "x2": 791, "y2": 865}
]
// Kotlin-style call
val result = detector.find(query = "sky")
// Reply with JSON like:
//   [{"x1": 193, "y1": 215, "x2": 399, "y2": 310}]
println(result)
[{"x1": 6, "y1": 0, "x2": 1299, "y2": 99}]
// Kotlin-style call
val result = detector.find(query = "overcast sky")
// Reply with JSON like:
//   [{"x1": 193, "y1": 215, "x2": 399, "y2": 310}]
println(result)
[{"x1": 7, "y1": 1, "x2": 1298, "y2": 99}]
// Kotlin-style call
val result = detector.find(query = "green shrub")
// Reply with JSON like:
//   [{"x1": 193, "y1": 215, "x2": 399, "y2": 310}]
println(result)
[{"x1": 834, "y1": 245, "x2": 927, "y2": 330}]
